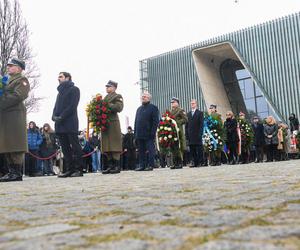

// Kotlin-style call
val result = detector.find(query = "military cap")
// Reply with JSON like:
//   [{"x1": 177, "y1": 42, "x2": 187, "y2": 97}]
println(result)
[
  {"x1": 209, "y1": 104, "x2": 217, "y2": 109},
  {"x1": 171, "y1": 97, "x2": 179, "y2": 103},
  {"x1": 106, "y1": 80, "x2": 118, "y2": 88},
  {"x1": 7, "y1": 58, "x2": 25, "y2": 70}
]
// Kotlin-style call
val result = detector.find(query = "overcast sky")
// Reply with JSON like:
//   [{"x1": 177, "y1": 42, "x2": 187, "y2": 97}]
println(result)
[{"x1": 21, "y1": 0, "x2": 300, "y2": 132}]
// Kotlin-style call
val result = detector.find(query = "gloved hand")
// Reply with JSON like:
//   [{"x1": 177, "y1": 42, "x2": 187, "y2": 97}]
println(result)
[{"x1": 52, "y1": 115, "x2": 62, "y2": 123}]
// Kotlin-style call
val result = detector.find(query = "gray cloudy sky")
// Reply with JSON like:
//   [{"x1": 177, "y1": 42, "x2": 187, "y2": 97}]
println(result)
[{"x1": 21, "y1": 0, "x2": 300, "y2": 132}]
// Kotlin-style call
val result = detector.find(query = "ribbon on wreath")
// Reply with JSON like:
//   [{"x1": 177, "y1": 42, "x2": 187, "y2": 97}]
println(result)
[
  {"x1": 0, "y1": 75, "x2": 9, "y2": 96},
  {"x1": 203, "y1": 119, "x2": 218, "y2": 150}
]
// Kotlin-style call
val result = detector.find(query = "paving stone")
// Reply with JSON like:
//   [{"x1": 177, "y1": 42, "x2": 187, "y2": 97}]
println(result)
[
  {"x1": 198, "y1": 240, "x2": 287, "y2": 250},
  {"x1": 0, "y1": 160, "x2": 299, "y2": 249},
  {"x1": 221, "y1": 225, "x2": 300, "y2": 241},
  {"x1": 2, "y1": 224, "x2": 79, "y2": 239}
]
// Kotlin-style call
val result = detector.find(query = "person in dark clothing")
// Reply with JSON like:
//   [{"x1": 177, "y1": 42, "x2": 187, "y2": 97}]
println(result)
[
  {"x1": 79, "y1": 132, "x2": 92, "y2": 172},
  {"x1": 40, "y1": 123, "x2": 57, "y2": 175},
  {"x1": 289, "y1": 113, "x2": 299, "y2": 133},
  {"x1": 52, "y1": 72, "x2": 83, "y2": 177},
  {"x1": 185, "y1": 99, "x2": 204, "y2": 167},
  {"x1": 264, "y1": 116, "x2": 278, "y2": 162},
  {"x1": 89, "y1": 132, "x2": 101, "y2": 172},
  {"x1": 134, "y1": 92, "x2": 159, "y2": 171},
  {"x1": 123, "y1": 126, "x2": 136, "y2": 170},
  {"x1": 252, "y1": 116, "x2": 265, "y2": 163},
  {"x1": 224, "y1": 111, "x2": 239, "y2": 165}
]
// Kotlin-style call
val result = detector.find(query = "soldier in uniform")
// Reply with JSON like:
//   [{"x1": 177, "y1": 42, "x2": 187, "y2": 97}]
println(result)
[
  {"x1": 0, "y1": 58, "x2": 30, "y2": 182},
  {"x1": 101, "y1": 80, "x2": 123, "y2": 174},
  {"x1": 170, "y1": 97, "x2": 188, "y2": 169}
]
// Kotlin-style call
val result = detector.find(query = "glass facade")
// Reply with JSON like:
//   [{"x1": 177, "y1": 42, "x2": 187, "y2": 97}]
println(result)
[{"x1": 235, "y1": 69, "x2": 279, "y2": 120}]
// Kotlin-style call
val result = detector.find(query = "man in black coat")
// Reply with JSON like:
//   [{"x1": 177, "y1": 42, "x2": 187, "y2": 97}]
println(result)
[
  {"x1": 252, "y1": 116, "x2": 265, "y2": 163},
  {"x1": 185, "y1": 99, "x2": 204, "y2": 167},
  {"x1": 52, "y1": 72, "x2": 83, "y2": 177},
  {"x1": 134, "y1": 92, "x2": 159, "y2": 171}
]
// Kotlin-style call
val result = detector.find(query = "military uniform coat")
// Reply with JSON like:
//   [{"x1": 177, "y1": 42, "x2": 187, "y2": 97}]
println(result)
[
  {"x1": 0, "y1": 73, "x2": 30, "y2": 153},
  {"x1": 170, "y1": 107, "x2": 188, "y2": 152},
  {"x1": 101, "y1": 92, "x2": 123, "y2": 153}
]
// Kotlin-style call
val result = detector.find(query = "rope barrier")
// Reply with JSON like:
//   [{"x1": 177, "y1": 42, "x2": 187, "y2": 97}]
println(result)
[
  {"x1": 28, "y1": 148, "x2": 127, "y2": 160},
  {"x1": 27, "y1": 149, "x2": 101, "y2": 160},
  {"x1": 27, "y1": 151, "x2": 58, "y2": 160}
]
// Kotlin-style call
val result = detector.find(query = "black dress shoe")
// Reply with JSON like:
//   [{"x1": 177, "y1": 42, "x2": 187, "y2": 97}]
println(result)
[
  {"x1": 102, "y1": 168, "x2": 111, "y2": 174},
  {"x1": 109, "y1": 167, "x2": 121, "y2": 174},
  {"x1": 0, "y1": 173, "x2": 22, "y2": 182},
  {"x1": 70, "y1": 171, "x2": 83, "y2": 177},
  {"x1": 58, "y1": 170, "x2": 73, "y2": 178},
  {"x1": 144, "y1": 166, "x2": 153, "y2": 171},
  {"x1": 135, "y1": 167, "x2": 145, "y2": 171}
]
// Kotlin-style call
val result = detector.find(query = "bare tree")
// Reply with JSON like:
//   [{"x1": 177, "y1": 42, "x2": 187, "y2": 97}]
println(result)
[{"x1": 0, "y1": 0, "x2": 42, "y2": 113}]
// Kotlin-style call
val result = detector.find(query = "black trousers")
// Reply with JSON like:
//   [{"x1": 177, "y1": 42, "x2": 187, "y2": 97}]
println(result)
[
  {"x1": 124, "y1": 149, "x2": 136, "y2": 170},
  {"x1": 255, "y1": 145, "x2": 264, "y2": 162},
  {"x1": 189, "y1": 144, "x2": 203, "y2": 166},
  {"x1": 227, "y1": 142, "x2": 238, "y2": 163},
  {"x1": 57, "y1": 133, "x2": 84, "y2": 172},
  {"x1": 266, "y1": 144, "x2": 278, "y2": 162}
]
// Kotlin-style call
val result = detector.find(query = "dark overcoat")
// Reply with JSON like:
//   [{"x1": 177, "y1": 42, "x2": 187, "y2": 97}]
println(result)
[
  {"x1": 252, "y1": 123, "x2": 265, "y2": 146},
  {"x1": 134, "y1": 102, "x2": 159, "y2": 140},
  {"x1": 52, "y1": 81, "x2": 80, "y2": 134},
  {"x1": 224, "y1": 118, "x2": 239, "y2": 143},
  {"x1": 264, "y1": 123, "x2": 279, "y2": 145},
  {"x1": 0, "y1": 73, "x2": 30, "y2": 153},
  {"x1": 101, "y1": 92, "x2": 123, "y2": 152},
  {"x1": 185, "y1": 109, "x2": 204, "y2": 145}
]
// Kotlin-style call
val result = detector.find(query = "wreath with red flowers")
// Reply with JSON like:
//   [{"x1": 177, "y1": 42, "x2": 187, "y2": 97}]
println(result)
[
  {"x1": 86, "y1": 94, "x2": 111, "y2": 133},
  {"x1": 157, "y1": 111, "x2": 180, "y2": 152}
]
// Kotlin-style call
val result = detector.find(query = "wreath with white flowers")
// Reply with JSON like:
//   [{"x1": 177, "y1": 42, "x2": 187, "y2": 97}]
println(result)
[{"x1": 157, "y1": 111, "x2": 180, "y2": 153}]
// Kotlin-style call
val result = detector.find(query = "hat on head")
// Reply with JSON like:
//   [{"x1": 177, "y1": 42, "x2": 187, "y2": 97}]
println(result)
[
  {"x1": 106, "y1": 80, "x2": 118, "y2": 88},
  {"x1": 7, "y1": 58, "x2": 25, "y2": 70},
  {"x1": 209, "y1": 104, "x2": 217, "y2": 109},
  {"x1": 171, "y1": 97, "x2": 179, "y2": 104}
]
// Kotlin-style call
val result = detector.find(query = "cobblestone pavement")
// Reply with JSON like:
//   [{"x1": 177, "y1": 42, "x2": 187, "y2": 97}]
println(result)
[{"x1": 0, "y1": 160, "x2": 300, "y2": 250}]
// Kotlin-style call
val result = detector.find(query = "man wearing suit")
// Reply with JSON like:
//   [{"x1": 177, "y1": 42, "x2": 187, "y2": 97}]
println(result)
[{"x1": 185, "y1": 99, "x2": 204, "y2": 168}]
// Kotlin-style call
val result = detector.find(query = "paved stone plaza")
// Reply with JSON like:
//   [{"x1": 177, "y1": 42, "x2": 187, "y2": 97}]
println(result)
[{"x1": 0, "y1": 160, "x2": 300, "y2": 250}]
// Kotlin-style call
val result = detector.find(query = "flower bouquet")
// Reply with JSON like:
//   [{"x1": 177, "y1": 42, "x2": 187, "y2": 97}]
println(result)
[
  {"x1": 157, "y1": 111, "x2": 180, "y2": 154},
  {"x1": 86, "y1": 94, "x2": 111, "y2": 133}
]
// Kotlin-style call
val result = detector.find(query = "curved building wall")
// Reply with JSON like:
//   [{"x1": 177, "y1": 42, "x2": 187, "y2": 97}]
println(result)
[{"x1": 140, "y1": 12, "x2": 300, "y2": 121}]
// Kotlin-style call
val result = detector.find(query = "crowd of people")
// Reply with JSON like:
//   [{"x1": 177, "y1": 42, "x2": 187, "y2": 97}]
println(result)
[{"x1": 0, "y1": 58, "x2": 299, "y2": 182}]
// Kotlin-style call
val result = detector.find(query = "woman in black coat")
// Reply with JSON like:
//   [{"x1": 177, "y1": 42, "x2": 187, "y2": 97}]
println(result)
[
  {"x1": 252, "y1": 116, "x2": 265, "y2": 163},
  {"x1": 40, "y1": 123, "x2": 57, "y2": 175},
  {"x1": 264, "y1": 116, "x2": 278, "y2": 162},
  {"x1": 224, "y1": 111, "x2": 239, "y2": 164}
]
